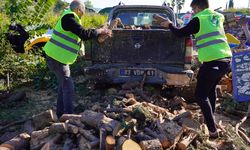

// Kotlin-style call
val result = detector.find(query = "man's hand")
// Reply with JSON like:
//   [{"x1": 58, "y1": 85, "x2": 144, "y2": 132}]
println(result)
[
  {"x1": 96, "y1": 28, "x2": 112, "y2": 37},
  {"x1": 160, "y1": 20, "x2": 172, "y2": 28}
]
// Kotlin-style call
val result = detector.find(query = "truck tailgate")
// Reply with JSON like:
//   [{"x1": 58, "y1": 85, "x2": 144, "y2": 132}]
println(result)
[{"x1": 92, "y1": 29, "x2": 186, "y2": 66}]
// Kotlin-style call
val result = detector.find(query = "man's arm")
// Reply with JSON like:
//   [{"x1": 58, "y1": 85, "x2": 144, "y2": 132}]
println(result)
[
  {"x1": 61, "y1": 14, "x2": 98, "y2": 41},
  {"x1": 166, "y1": 17, "x2": 200, "y2": 37}
]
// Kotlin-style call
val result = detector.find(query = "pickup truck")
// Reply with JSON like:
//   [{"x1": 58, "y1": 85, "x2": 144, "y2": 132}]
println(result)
[{"x1": 85, "y1": 5, "x2": 194, "y2": 86}]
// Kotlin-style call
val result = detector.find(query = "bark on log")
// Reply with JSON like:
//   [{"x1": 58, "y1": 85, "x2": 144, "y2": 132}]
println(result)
[
  {"x1": 30, "y1": 128, "x2": 49, "y2": 149},
  {"x1": 40, "y1": 134, "x2": 62, "y2": 150},
  {"x1": 32, "y1": 109, "x2": 58, "y2": 130},
  {"x1": 99, "y1": 128, "x2": 107, "y2": 150},
  {"x1": 77, "y1": 134, "x2": 89, "y2": 150},
  {"x1": 66, "y1": 123, "x2": 79, "y2": 134},
  {"x1": 117, "y1": 136, "x2": 127, "y2": 150},
  {"x1": 157, "y1": 120, "x2": 183, "y2": 145},
  {"x1": 122, "y1": 139, "x2": 142, "y2": 150},
  {"x1": 139, "y1": 139, "x2": 163, "y2": 150},
  {"x1": 142, "y1": 102, "x2": 174, "y2": 118},
  {"x1": 59, "y1": 114, "x2": 81, "y2": 122},
  {"x1": 144, "y1": 127, "x2": 170, "y2": 148},
  {"x1": 81, "y1": 110, "x2": 121, "y2": 136},
  {"x1": 176, "y1": 130, "x2": 197, "y2": 150},
  {"x1": 105, "y1": 135, "x2": 116, "y2": 150},
  {"x1": 0, "y1": 131, "x2": 19, "y2": 144},
  {"x1": 0, "y1": 133, "x2": 30, "y2": 150},
  {"x1": 134, "y1": 132, "x2": 153, "y2": 141},
  {"x1": 172, "y1": 111, "x2": 192, "y2": 121},
  {"x1": 23, "y1": 119, "x2": 35, "y2": 135},
  {"x1": 65, "y1": 119, "x2": 85, "y2": 129},
  {"x1": 79, "y1": 128, "x2": 99, "y2": 141},
  {"x1": 62, "y1": 137, "x2": 74, "y2": 150},
  {"x1": 49, "y1": 123, "x2": 67, "y2": 134}
]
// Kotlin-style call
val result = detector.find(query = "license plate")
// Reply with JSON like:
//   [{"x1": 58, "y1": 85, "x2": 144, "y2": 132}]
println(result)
[{"x1": 120, "y1": 69, "x2": 155, "y2": 76}]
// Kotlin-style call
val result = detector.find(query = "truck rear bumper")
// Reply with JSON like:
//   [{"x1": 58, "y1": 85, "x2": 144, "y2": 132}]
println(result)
[{"x1": 84, "y1": 64, "x2": 193, "y2": 86}]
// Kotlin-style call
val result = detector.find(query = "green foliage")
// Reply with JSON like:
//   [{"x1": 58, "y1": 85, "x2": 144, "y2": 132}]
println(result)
[
  {"x1": 82, "y1": 13, "x2": 108, "y2": 28},
  {"x1": 224, "y1": 8, "x2": 250, "y2": 15},
  {"x1": 53, "y1": 0, "x2": 68, "y2": 14},
  {"x1": 84, "y1": 0, "x2": 94, "y2": 9}
]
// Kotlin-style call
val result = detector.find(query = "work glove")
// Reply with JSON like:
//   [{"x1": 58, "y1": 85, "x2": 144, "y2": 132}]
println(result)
[{"x1": 79, "y1": 41, "x2": 85, "y2": 57}]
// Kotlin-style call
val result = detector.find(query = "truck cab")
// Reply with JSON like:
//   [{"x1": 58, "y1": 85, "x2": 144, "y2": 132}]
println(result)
[{"x1": 85, "y1": 5, "x2": 194, "y2": 86}]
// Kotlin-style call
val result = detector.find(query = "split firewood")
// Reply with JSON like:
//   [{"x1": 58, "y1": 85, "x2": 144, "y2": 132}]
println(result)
[
  {"x1": 65, "y1": 119, "x2": 85, "y2": 129},
  {"x1": 166, "y1": 96, "x2": 187, "y2": 110},
  {"x1": 117, "y1": 136, "x2": 127, "y2": 150},
  {"x1": 139, "y1": 139, "x2": 163, "y2": 150},
  {"x1": 105, "y1": 135, "x2": 116, "y2": 150},
  {"x1": 238, "y1": 129, "x2": 250, "y2": 145},
  {"x1": 49, "y1": 122, "x2": 67, "y2": 134},
  {"x1": 97, "y1": 18, "x2": 123, "y2": 43},
  {"x1": 144, "y1": 127, "x2": 170, "y2": 148},
  {"x1": 157, "y1": 120, "x2": 183, "y2": 145},
  {"x1": 99, "y1": 127, "x2": 107, "y2": 150},
  {"x1": 59, "y1": 114, "x2": 81, "y2": 122},
  {"x1": 32, "y1": 109, "x2": 58, "y2": 130},
  {"x1": 135, "y1": 88, "x2": 151, "y2": 102},
  {"x1": 172, "y1": 111, "x2": 192, "y2": 121},
  {"x1": 79, "y1": 128, "x2": 99, "y2": 142},
  {"x1": 77, "y1": 134, "x2": 99, "y2": 150},
  {"x1": 30, "y1": 128, "x2": 49, "y2": 149},
  {"x1": 63, "y1": 137, "x2": 74, "y2": 150},
  {"x1": 235, "y1": 115, "x2": 250, "y2": 145},
  {"x1": 122, "y1": 139, "x2": 142, "y2": 150},
  {"x1": 105, "y1": 107, "x2": 133, "y2": 113},
  {"x1": 124, "y1": 97, "x2": 138, "y2": 106},
  {"x1": 176, "y1": 130, "x2": 198, "y2": 150},
  {"x1": 81, "y1": 110, "x2": 121, "y2": 136},
  {"x1": 40, "y1": 134, "x2": 62, "y2": 150},
  {"x1": 0, "y1": 133, "x2": 30, "y2": 150},
  {"x1": 125, "y1": 93, "x2": 135, "y2": 99},
  {"x1": 153, "y1": 14, "x2": 169, "y2": 24},
  {"x1": 142, "y1": 102, "x2": 174, "y2": 118},
  {"x1": 180, "y1": 118, "x2": 200, "y2": 131},
  {"x1": 66, "y1": 123, "x2": 79, "y2": 134}
]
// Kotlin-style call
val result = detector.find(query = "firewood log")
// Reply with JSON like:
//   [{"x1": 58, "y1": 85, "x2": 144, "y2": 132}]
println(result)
[
  {"x1": 65, "y1": 119, "x2": 85, "y2": 129},
  {"x1": 49, "y1": 123, "x2": 67, "y2": 134},
  {"x1": 99, "y1": 127, "x2": 107, "y2": 150},
  {"x1": 105, "y1": 135, "x2": 116, "y2": 150},
  {"x1": 122, "y1": 139, "x2": 142, "y2": 150},
  {"x1": 176, "y1": 130, "x2": 198, "y2": 150},
  {"x1": 139, "y1": 139, "x2": 163, "y2": 150},
  {"x1": 77, "y1": 134, "x2": 99, "y2": 150},
  {"x1": 0, "y1": 133, "x2": 30, "y2": 150},
  {"x1": 157, "y1": 120, "x2": 183, "y2": 145},
  {"x1": 23, "y1": 119, "x2": 35, "y2": 135},
  {"x1": 66, "y1": 123, "x2": 79, "y2": 134},
  {"x1": 172, "y1": 111, "x2": 192, "y2": 121},
  {"x1": 32, "y1": 109, "x2": 58, "y2": 130},
  {"x1": 30, "y1": 128, "x2": 49, "y2": 149},
  {"x1": 117, "y1": 136, "x2": 127, "y2": 150},
  {"x1": 40, "y1": 134, "x2": 62, "y2": 150},
  {"x1": 62, "y1": 137, "x2": 74, "y2": 150},
  {"x1": 142, "y1": 102, "x2": 174, "y2": 119},
  {"x1": 79, "y1": 128, "x2": 99, "y2": 141},
  {"x1": 59, "y1": 114, "x2": 81, "y2": 122},
  {"x1": 81, "y1": 110, "x2": 121, "y2": 136},
  {"x1": 134, "y1": 132, "x2": 153, "y2": 141},
  {"x1": 144, "y1": 127, "x2": 170, "y2": 148}
]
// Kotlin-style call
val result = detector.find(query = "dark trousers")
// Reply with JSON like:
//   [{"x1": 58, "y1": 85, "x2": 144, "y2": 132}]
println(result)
[
  {"x1": 195, "y1": 60, "x2": 230, "y2": 132},
  {"x1": 46, "y1": 55, "x2": 74, "y2": 118}
]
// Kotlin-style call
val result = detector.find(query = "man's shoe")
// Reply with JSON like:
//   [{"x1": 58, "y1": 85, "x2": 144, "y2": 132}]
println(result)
[{"x1": 209, "y1": 130, "x2": 219, "y2": 139}]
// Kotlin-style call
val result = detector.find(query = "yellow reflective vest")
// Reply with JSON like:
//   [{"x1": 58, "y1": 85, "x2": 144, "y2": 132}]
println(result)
[
  {"x1": 193, "y1": 9, "x2": 232, "y2": 62},
  {"x1": 43, "y1": 9, "x2": 81, "y2": 64}
]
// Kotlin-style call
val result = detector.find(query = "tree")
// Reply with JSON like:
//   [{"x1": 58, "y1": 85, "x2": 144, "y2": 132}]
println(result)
[
  {"x1": 84, "y1": 0, "x2": 93, "y2": 9},
  {"x1": 170, "y1": 0, "x2": 185, "y2": 13}
]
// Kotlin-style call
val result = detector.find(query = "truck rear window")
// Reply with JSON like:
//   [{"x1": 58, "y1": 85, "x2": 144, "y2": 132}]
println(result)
[{"x1": 113, "y1": 10, "x2": 172, "y2": 26}]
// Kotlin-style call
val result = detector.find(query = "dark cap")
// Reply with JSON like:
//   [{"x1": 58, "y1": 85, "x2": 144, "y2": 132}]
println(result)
[{"x1": 190, "y1": 0, "x2": 209, "y2": 9}]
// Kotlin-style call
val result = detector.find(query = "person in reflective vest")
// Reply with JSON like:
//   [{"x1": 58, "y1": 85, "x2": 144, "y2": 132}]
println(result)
[
  {"x1": 43, "y1": 0, "x2": 111, "y2": 118},
  {"x1": 160, "y1": 0, "x2": 232, "y2": 138}
]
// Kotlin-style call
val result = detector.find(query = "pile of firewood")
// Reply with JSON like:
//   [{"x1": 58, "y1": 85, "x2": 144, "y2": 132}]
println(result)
[{"x1": 0, "y1": 81, "x2": 249, "y2": 150}]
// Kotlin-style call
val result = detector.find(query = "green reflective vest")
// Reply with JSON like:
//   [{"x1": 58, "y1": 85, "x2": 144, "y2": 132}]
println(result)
[
  {"x1": 193, "y1": 9, "x2": 232, "y2": 62},
  {"x1": 43, "y1": 9, "x2": 81, "y2": 64}
]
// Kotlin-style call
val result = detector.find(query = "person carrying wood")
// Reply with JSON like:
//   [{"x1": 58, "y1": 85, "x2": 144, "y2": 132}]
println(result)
[
  {"x1": 160, "y1": 0, "x2": 232, "y2": 138},
  {"x1": 43, "y1": 0, "x2": 111, "y2": 118}
]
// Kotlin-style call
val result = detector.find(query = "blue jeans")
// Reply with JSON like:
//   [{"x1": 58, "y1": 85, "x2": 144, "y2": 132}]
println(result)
[
  {"x1": 195, "y1": 60, "x2": 230, "y2": 132},
  {"x1": 46, "y1": 55, "x2": 74, "y2": 118}
]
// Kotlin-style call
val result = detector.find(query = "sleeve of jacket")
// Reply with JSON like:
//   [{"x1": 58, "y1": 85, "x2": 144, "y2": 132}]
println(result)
[
  {"x1": 61, "y1": 14, "x2": 99, "y2": 41},
  {"x1": 169, "y1": 17, "x2": 200, "y2": 37}
]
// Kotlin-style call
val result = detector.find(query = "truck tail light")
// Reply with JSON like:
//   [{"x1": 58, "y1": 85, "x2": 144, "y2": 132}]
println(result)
[{"x1": 185, "y1": 37, "x2": 193, "y2": 64}]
